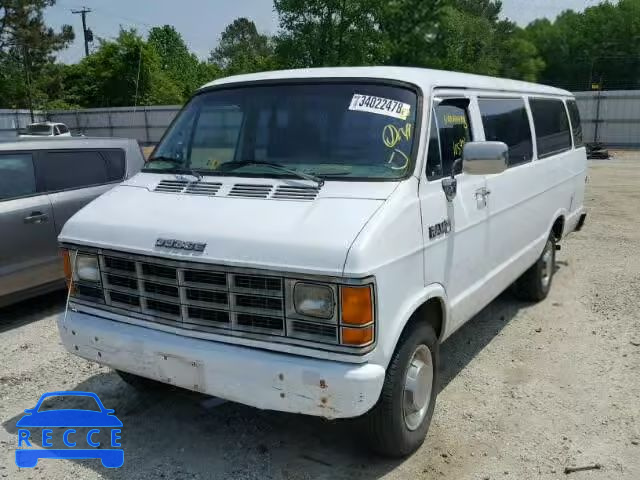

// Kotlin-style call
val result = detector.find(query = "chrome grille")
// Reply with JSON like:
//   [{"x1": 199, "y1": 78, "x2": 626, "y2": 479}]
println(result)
[
  {"x1": 93, "y1": 252, "x2": 286, "y2": 336},
  {"x1": 289, "y1": 320, "x2": 338, "y2": 342},
  {"x1": 67, "y1": 249, "x2": 376, "y2": 351}
]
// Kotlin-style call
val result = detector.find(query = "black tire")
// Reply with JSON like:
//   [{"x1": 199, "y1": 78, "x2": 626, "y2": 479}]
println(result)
[
  {"x1": 513, "y1": 234, "x2": 556, "y2": 302},
  {"x1": 360, "y1": 322, "x2": 439, "y2": 457},
  {"x1": 116, "y1": 370, "x2": 176, "y2": 392}
]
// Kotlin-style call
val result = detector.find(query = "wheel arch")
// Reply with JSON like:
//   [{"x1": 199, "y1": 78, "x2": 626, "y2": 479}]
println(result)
[
  {"x1": 541, "y1": 208, "x2": 567, "y2": 247},
  {"x1": 386, "y1": 283, "x2": 449, "y2": 368},
  {"x1": 551, "y1": 215, "x2": 565, "y2": 241}
]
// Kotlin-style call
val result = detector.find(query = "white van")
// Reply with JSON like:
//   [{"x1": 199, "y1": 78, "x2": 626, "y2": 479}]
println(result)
[{"x1": 57, "y1": 67, "x2": 587, "y2": 457}]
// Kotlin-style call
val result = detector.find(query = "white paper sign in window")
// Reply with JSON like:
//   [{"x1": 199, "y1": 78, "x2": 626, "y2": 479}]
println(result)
[{"x1": 348, "y1": 94, "x2": 411, "y2": 120}]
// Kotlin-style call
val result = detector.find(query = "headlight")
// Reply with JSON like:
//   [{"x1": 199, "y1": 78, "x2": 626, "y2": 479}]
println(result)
[
  {"x1": 293, "y1": 283, "x2": 335, "y2": 319},
  {"x1": 75, "y1": 254, "x2": 100, "y2": 283}
]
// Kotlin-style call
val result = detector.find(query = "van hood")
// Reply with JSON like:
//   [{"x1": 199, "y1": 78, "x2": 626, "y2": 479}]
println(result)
[{"x1": 59, "y1": 174, "x2": 397, "y2": 276}]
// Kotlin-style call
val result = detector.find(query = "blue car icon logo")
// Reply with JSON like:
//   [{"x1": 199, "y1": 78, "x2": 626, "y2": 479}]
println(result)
[{"x1": 16, "y1": 391, "x2": 123, "y2": 468}]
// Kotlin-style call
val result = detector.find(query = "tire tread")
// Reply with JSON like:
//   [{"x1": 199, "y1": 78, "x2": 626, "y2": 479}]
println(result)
[{"x1": 362, "y1": 322, "x2": 438, "y2": 457}]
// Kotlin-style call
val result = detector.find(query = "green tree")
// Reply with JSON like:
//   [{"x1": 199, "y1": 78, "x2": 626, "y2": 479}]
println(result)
[
  {"x1": 428, "y1": 5, "x2": 501, "y2": 75},
  {"x1": 494, "y1": 20, "x2": 545, "y2": 82},
  {"x1": 194, "y1": 60, "x2": 221, "y2": 88},
  {"x1": 428, "y1": 2, "x2": 543, "y2": 82},
  {"x1": 0, "y1": 0, "x2": 73, "y2": 109},
  {"x1": 526, "y1": 0, "x2": 640, "y2": 90},
  {"x1": 209, "y1": 17, "x2": 275, "y2": 75},
  {"x1": 66, "y1": 29, "x2": 183, "y2": 108},
  {"x1": 274, "y1": 0, "x2": 385, "y2": 68},
  {"x1": 454, "y1": 0, "x2": 502, "y2": 22},
  {"x1": 376, "y1": 0, "x2": 445, "y2": 66},
  {"x1": 148, "y1": 25, "x2": 215, "y2": 97}
]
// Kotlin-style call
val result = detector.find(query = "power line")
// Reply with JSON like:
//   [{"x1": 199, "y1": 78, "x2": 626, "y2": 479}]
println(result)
[
  {"x1": 71, "y1": 7, "x2": 93, "y2": 57},
  {"x1": 57, "y1": 0, "x2": 212, "y2": 58}
]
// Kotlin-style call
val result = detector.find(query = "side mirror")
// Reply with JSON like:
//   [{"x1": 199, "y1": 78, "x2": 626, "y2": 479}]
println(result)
[{"x1": 462, "y1": 141, "x2": 509, "y2": 175}]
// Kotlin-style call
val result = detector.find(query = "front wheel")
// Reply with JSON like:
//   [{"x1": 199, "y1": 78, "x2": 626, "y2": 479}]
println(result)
[{"x1": 360, "y1": 323, "x2": 439, "y2": 457}]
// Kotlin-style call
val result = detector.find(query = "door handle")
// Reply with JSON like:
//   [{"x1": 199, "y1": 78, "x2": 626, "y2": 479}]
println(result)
[
  {"x1": 24, "y1": 211, "x2": 49, "y2": 224},
  {"x1": 474, "y1": 188, "x2": 491, "y2": 198}
]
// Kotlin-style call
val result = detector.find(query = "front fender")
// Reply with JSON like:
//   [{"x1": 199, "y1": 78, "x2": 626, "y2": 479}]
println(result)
[{"x1": 382, "y1": 283, "x2": 448, "y2": 368}]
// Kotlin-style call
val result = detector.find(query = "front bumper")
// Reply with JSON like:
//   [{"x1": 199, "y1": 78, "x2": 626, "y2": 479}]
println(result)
[{"x1": 58, "y1": 311, "x2": 385, "y2": 418}]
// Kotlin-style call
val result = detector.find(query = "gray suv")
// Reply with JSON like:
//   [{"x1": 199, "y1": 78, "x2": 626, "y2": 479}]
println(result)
[{"x1": 0, "y1": 137, "x2": 145, "y2": 307}]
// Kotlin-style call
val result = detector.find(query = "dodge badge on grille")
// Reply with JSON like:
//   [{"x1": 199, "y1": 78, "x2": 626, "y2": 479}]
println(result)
[{"x1": 155, "y1": 238, "x2": 207, "y2": 252}]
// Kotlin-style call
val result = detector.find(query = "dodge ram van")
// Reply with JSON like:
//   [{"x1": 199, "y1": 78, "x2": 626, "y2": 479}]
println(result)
[{"x1": 57, "y1": 67, "x2": 587, "y2": 457}]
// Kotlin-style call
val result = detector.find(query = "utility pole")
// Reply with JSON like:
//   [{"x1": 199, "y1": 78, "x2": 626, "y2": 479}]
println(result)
[
  {"x1": 72, "y1": 7, "x2": 93, "y2": 57},
  {"x1": 22, "y1": 45, "x2": 34, "y2": 122}
]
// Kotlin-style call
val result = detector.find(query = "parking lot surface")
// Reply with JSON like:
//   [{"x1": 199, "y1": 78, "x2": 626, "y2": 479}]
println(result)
[{"x1": 1, "y1": 154, "x2": 639, "y2": 479}]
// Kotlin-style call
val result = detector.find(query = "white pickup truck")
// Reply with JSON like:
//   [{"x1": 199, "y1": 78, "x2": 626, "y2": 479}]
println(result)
[{"x1": 19, "y1": 122, "x2": 71, "y2": 138}]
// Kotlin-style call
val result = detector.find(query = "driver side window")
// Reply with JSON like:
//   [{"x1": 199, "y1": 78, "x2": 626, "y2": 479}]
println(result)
[{"x1": 432, "y1": 101, "x2": 472, "y2": 177}]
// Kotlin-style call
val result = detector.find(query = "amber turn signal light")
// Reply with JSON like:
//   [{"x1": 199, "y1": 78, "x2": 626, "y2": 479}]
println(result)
[
  {"x1": 341, "y1": 326, "x2": 374, "y2": 346},
  {"x1": 61, "y1": 249, "x2": 74, "y2": 293},
  {"x1": 340, "y1": 285, "x2": 373, "y2": 326}
]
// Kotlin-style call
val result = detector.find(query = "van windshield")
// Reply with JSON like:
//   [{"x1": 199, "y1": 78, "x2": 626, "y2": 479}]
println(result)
[{"x1": 147, "y1": 82, "x2": 419, "y2": 180}]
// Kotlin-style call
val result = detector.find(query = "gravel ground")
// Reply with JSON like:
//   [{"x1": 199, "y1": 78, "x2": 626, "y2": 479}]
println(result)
[{"x1": 1, "y1": 154, "x2": 639, "y2": 479}]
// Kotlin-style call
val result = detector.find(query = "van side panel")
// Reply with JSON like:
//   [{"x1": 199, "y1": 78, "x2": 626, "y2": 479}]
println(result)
[{"x1": 484, "y1": 149, "x2": 576, "y2": 302}]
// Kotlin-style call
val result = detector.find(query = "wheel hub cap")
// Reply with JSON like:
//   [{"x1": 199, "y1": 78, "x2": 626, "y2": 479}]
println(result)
[
  {"x1": 403, "y1": 345, "x2": 433, "y2": 431},
  {"x1": 541, "y1": 242, "x2": 553, "y2": 288}
]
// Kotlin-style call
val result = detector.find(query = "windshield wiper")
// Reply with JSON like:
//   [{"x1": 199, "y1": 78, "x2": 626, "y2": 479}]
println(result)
[
  {"x1": 219, "y1": 160, "x2": 324, "y2": 188},
  {"x1": 145, "y1": 156, "x2": 202, "y2": 181}
]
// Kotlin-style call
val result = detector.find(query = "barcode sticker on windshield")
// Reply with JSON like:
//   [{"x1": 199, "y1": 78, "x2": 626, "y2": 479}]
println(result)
[{"x1": 349, "y1": 94, "x2": 411, "y2": 120}]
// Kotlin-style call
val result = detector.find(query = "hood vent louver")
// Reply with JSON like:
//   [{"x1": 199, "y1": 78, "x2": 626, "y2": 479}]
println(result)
[
  {"x1": 154, "y1": 180, "x2": 321, "y2": 201},
  {"x1": 184, "y1": 182, "x2": 222, "y2": 196},
  {"x1": 228, "y1": 183, "x2": 273, "y2": 199},
  {"x1": 272, "y1": 185, "x2": 320, "y2": 201},
  {"x1": 154, "y1": 179, "x2": 189, "y2": 193},
  {"x1": 154, "y1": 180, "x2": 221, "y2": 196}
]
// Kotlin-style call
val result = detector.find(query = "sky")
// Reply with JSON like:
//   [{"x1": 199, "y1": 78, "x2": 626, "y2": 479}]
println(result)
[{"x1": 46, "y1": 0, "x2": 609, "y2": 64}]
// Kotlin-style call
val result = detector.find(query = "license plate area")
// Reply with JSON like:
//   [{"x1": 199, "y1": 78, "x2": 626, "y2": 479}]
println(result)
[{"x1": 156, "y1": 353, "x2": 204, "y2": 392}]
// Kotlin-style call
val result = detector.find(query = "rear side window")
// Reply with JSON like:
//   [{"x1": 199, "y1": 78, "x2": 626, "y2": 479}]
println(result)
[
  {"x1": 101, "y1": 149, "x2": 127, "y2": 181},
  {"x1": 0, "y1": 153, "x2": 36, "y2": 200},
  {"x1": 37, "y1": 150, "x2": 108, "y2": 192},
  {"x1": 529, "y1": 99, "x2": 572, "y2": 158},
  {"x1": 478, "y1": 98, "x2": 533, "y2": 166},
  {"x1": 566, "y1": 100, "x2": 583, "y2": 147}
]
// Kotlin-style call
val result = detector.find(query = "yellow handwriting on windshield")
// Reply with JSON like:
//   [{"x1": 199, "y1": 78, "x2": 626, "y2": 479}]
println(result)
[
  {"x1": 388, "y1": 148, "x2": 410, "y2": 170},
  {"x1": 382, "y1": 123, "x2": 412, "y2": 148}
]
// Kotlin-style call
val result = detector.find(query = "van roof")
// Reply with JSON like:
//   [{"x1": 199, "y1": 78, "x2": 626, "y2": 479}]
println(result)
[
  {"x1": 201, "y1": 66, "x2": 571, "y2": 97},
  {"x1": 0, "y1": 137, "x2": 138, "y2": 151}
]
